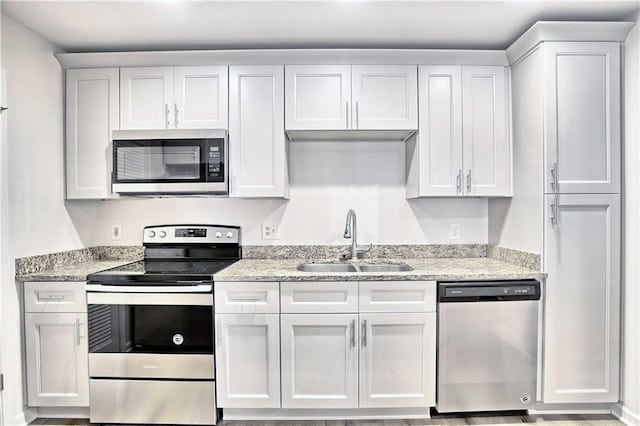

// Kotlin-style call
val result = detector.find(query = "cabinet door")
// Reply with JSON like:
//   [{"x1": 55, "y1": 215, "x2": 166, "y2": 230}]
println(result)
[
  {"x1": 461, "y1": 66, "x2": 509, "y2": 196},
  {"x1": 281, "y1": 314, "x2": 358, "y2": 408},
  {"x1": 544, "y1": 42, "x2": 620, "y2": 194},
  {"x1": 285, "y1": 65, "x2": 351, "y2": 130},
  {"x1": 174, "y1": 66, "x2": 228, "y2": 129},
  {"x1": 215, "y1": 314, "x2": 280, "y2": 408},
  {"x1": 120, "y1": 67, "x2": 174, "y2": 129},
  {"x1": 359, "y1": 313, "x2": 436, "y2": 408},
  {"x1": 66, "y1": 68, "x2": 119, "y2": 199},
  {"x1": 416, "y1": 66, "x2": 463, "y2": 196},
  {"x1": 352, "y1": 65, "x2": 418, "y2": 130},
  {"x1": 543, "y1": 194, "x2": 620, "y2": 403},
  {"x1": 25, "y1": 313, "x2": 89, "y2": 406},
  {"x1": 229, "y1": 65, "x2": 288, "y2": 198}
]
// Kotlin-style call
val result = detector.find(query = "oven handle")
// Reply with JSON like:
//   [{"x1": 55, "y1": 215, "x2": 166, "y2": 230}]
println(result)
[
  {"x1": 86, "y1": 284, "x2": 212, "y2": 293},
  {"x1": 86, "y1": 291, "x2": 213, "y2": 306}
]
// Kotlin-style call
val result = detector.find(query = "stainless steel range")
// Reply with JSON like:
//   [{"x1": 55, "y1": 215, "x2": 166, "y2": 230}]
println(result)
[{"x1": 86, "y1": 224, "x2": 241, "y2": 425}]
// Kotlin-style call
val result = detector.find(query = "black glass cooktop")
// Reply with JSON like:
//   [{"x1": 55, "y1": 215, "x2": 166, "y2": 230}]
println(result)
[{"x1": 87, "y1": 260, "x2": 237, "y2": 285}]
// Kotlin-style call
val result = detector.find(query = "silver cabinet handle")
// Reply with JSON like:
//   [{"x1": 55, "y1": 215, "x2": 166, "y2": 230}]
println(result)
[
  {"x1": 76, "y1": 319, "x2": 82, "y2": 346},
  {"x1": 361, "y1": 319, "x2": 367, "y2": 347},
  {"x1": 356, "y1": 101, "x2": 360, "y2": 129},
  {"x1": 174, "y1": 103, "x2": 179, "y2": 128},
  {"x1": 350, "y1": 319, "x2": 355, "y2": 348},
  {"x1": 216, "y1": 318, "x2": 222, "y2": 347},
  {"x1": 165, "y1": 103, "x2": 170, "y2": 129},
  {"x1": 38, "y1": 294, "x2": 66, "y2": 301},
  {"x1": 466, "y1": 170, "x2": 472, "y2": 193},
  {"x1": 231, "y1": 175, "x2": 236, "y2": 194},
  {"x1": 550, "y1": 162, "x2": 558, "y2": 191},
  {"x1": 456, "y1": 170, "x2": 462, "y2": 194},
  {"x1": 550, "y1": 193, "x2": 559, "y2": 226},
  {"x1": 346, "y1": 101, "x2": 349, "y2": 129},
  {"x1": 229, "y1": 297, "x2": 261, "y2": 302}
]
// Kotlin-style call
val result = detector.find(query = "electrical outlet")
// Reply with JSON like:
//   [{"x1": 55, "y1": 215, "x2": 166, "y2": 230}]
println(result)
[
  {"x1": 262, "y1": 223, "x2": 280, "y2": 240},
  {"x1": 111, "y1": 224, "x2": 123, "y2": 240},
  {"x1": 449, "y1": 224, "x2": 461, "y2": 240}
]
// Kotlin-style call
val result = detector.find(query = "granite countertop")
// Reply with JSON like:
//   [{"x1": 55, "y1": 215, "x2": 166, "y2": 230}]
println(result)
[
  {"x1": 213, "y1": 257, "x2": 545, "y2": 282},
  {"x1": 15, "y1": 259, "x2": 136, "y2": 282}
]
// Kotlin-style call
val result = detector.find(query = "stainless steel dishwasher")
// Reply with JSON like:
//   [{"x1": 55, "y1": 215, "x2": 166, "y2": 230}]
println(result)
[{"x1": 437, "y1": 280, "x2": 540, "y2": 413}]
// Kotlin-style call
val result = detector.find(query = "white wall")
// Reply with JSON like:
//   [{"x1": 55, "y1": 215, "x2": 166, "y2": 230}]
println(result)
[
  {"x1": 621, "y1": 12, "x2": 640, "y2": 425},
  {"x1": 0, "y1": 14, "x2": 97, "y2": 425},
  {"x1": 83, "y1": 141, "x2": 489, "y2": 246}
]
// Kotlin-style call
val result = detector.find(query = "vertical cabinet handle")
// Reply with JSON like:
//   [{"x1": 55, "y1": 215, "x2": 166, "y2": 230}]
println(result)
[
  {"x1": 550, "y1": 162, "x2": 558, "y2": 191},
  {"x1": 350, "y1": 319, "x2": 355, "y2": 349},
  {"x1": 456, "y1": 170, "x2": 462, "y2": 194},
  {"x1": 466, "y1": 170, "x2": 472, "y2": 193},
  {"x1": 356, "y1": 101, "x2": 360, "y2": 129},
  {"x1": 174, "y1": 103, "x2": 179, "y2": 128},
  {"x1": 165, "y1": 104, "x2": 170, "y2": 129},
  {"x1": 216, "y1": 318, "x2": 222, "y2": 347},
  {"x1": 361, "y1": 320, "x2": 367, "y2": 347},
  {"x1": 346, "y1": 101, "x2": 350, "y2": 129},
  {"x1": 550, "y1": 194, "x2": 559, "y2": 226},
  {"x1": 76, "y1": 319, "x2": 82, "y2": 346}
]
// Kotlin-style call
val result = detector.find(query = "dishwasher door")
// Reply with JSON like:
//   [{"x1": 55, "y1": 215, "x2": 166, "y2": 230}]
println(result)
[{"x1": 437, "y1": 280, "x2": 540, "y2": 413}]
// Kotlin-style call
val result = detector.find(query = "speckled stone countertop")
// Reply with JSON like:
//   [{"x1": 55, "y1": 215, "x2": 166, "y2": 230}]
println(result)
[
  {"x1": 15, "y1": 259, "x2": 137, "y2": 282},
  {"x1": 213, "y1": 257, "x2": 545, "y2": 282}
]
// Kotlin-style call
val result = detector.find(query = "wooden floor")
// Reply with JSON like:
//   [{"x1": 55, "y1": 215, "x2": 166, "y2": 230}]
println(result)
[{"x1": 30, "y1": 413, "x2": 623, "y2": 426}]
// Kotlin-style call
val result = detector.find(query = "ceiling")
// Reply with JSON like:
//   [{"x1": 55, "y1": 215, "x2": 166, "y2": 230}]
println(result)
[{"x1": 2, "y1": 0, "x2": 639, "y2": 53}]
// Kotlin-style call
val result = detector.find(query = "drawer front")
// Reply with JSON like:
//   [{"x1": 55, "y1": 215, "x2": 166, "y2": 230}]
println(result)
[
  {"x1": 359, "y1": 281, "x2": 436, "y2": 313},
  {"x1": 89, "y1": 353, "x2": 214, "y2": 379},
  {"x1": 215, "y1": 282, "x2": 279, "y2": 313},
  {"x1": 281, "y1": 281, "x2": 358, "y2": 313},
  {"x1": 24, "y1": 282, "x2": 87, "y2": 313}
]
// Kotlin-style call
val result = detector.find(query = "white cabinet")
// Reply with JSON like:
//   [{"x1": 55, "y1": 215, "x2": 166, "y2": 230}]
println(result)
[
  {"x1": 229, "y1": 65, "x2": 288, "y2": 198},
  {"x1": 543, "y1": 193, "x2": 620, "y2": 403},
  {"x1": 351, "y1": 65, "x2": 418, "y2": 130},
  {"x1": 359, "y1": 313, "x2": 436, "y2": 408},
  {"x1": 285, "y1": 65, "x2": 417, "y2": 131},
  {"x1": 215, "y1": 313, "x2": 280, "y2": 408},
  {"x1": 544, "y1": 42, "x2": 620, "y2": 194},
  {"x1": 461, "y1": 66, "x2": 509, "y2": 196},
  {"x1": 408, "y1": 65, "x2": 509, "y2": 198},
  {"x1": 65, "y1": 68, "x2": 119, "y2": 199},
  {"x1": 120, "y1": 66, "x2": 228, "y2": 130},
  {"x1": 280, "y1": 314, "x2": 359, "y2": 408},
  {"x1": 24, "y1": 281, "x2": 89, "y2": 407},
  {"x1": 285, "y1": 65, "x2": 351, "y2": 130}
]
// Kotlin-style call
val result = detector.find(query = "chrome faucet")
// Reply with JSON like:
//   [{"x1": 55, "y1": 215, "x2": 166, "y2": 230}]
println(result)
[{"x1": 343, "y1": 209, "x2": 358, "y2": 261}]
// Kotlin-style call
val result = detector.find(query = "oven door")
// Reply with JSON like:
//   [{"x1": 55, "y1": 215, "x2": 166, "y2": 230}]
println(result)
[
  {"x1": 87, "y1": 291, "x2": 213, "y2": 355},
  {"x1": 111, "y1": 129, "x2": 227, "y2": 194}
]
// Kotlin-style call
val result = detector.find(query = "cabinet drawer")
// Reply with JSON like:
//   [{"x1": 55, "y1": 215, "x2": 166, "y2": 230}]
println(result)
[
  {"x1": 359, "y1": 281, "x2": 436, "y2": 313},
  {"x1": 215, "y1": 282, "x2": 279, "y2": 313},
  {"x1": 281, "y1": 282, "x2": 358, "y2": 313},
  {"x1": 24, "y1": 282, "x2": 87, "y2": 313}
]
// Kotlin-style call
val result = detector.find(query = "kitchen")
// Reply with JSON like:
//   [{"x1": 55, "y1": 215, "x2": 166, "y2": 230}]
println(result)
[{"x1": 0, "y1": 1, "x2": 639, "y2": 425}]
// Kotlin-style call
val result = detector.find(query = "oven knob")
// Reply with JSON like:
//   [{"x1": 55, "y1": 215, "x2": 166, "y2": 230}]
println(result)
[
  {"x1": 226, "y1": 232, "x2": 234, "y2": 239},
  {"x1": 159, "y1": 231, "x2": 167, "y2": 238},
  {"x1": 215, "y1": 232, "x2": 222, "y2": 238},
  {"x1": 147, "y1": 230, "x2": 156, "y2": 238}
]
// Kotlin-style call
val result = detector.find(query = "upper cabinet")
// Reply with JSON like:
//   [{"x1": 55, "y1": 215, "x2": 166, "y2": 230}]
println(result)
[
  {"x1": 120, "y1": 66, "x2": 228, "y2": 130},
  {"x1": 544, "y1": 42, "x2": 620, "y2": 194},
  {"x1": 285, "y1": 65, "x2": 417, "y2": 131},
  {"x1": 407, "y1": 65, "x2": 510, "y2": 198},
  {"x1": 229, "y1": 65, "x2": 288, "y2": 198},
  {"x1": 66, "y1": 68, "x2": 119, "y2": 200}
]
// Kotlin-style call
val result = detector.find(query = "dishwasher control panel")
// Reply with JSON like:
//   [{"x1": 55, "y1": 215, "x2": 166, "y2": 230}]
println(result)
[{"x1": 438, "y1": 280, "x2": 540, "y2": 302}]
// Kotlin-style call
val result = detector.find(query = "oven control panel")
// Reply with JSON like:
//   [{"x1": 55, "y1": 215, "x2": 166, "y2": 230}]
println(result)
[{"x1": 143, "y1": 225, "x2": 240, "y2": 244}]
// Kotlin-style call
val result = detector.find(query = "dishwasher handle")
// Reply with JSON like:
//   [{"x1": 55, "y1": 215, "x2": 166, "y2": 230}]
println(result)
[{"x1": 438, "y1": 280, "x2": 540, "y2": 303}]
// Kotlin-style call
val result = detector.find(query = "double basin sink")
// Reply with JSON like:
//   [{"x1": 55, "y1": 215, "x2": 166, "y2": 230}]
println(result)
[{"x1": 297, "y1": 262, "x2": 413, "y2": 273}]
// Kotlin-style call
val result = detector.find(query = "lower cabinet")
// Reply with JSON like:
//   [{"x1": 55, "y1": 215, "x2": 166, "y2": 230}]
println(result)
[
  {"x1": 215, "y1": 313, "x2": 281, "y2": 408},
  {"x1": 24, "y1": 283, "x2": 89, "y2": 407},
  {"x1": 359, "y1": 313, "x2": 436, "y2": 408},
  {"x1": 281, "y1": 314, "x2": 359, "y2": 408}
]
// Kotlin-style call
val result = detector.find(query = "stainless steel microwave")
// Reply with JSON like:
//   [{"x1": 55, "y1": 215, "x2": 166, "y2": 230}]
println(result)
[{"x1": 111, "y1": 129, "x2": 228, "y2": 195}]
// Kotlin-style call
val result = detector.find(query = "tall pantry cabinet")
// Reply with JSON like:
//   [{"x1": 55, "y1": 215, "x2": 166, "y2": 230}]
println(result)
[{"x1": 507, "y1": 26, "x2": 626, "y2": 405}]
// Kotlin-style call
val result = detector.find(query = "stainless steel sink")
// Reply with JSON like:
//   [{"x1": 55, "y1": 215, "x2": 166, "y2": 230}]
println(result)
[
  {"x1": 297, "y1": 263, "x2": 358, "y2": 273},
  {"x1": 358, "y1": 263, "x2": 413, "y2": 272}
]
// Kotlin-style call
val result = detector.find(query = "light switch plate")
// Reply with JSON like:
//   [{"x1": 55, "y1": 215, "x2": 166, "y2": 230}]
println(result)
[
  {"x1": 449, "y1": 224, "x2": 461, "y2": 240},
  {"x1": 262, "y1": 223, "x2": 280, "y2": 240},
  {"x1": 111, "y1": 224, "x2": 123, "y2": 240}
]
